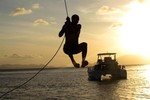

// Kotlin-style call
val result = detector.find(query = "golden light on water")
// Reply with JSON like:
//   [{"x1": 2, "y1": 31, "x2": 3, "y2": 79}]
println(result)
[
  {"x1": 142, "y1": 65, "x2": 150, "y2": 82},
  {"x1": 119, "y1": 0, "x2": 150, "y2": 58},
  {"x1": 141, "y1": 65, "x2": 150, "y2": 96}
]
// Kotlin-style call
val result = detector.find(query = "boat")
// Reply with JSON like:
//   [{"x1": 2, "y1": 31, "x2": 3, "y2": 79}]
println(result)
[{"x1": 88, "y1": 53, "x2": 127, "y2": 81}]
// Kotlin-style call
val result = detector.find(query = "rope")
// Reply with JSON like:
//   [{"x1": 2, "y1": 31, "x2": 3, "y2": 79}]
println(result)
[
  {"x1": 0, "y1": 0, "x2": 68, "y2": 98},
  {"x1": 64, "y1": 0, "x2": 69, "y2": 17},
  {"x1": 0, "y1": 37, "x2": 65, "y2": 98}
]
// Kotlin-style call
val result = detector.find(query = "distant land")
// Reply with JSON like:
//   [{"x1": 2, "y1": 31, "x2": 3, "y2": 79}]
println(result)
[
  {"x1": 0, "y1": 54, "x2": 150, "y2": 71},
  {"x1": 0, "y1": 64, "x2": 64, "y2": 71},
  {"x1": 117, "y1": 54, "x2": 150, "y2": 65}
]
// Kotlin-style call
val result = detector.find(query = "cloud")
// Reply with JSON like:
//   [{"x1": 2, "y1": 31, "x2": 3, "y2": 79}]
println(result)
[
  {"x1": 33, "y1": 19, "x2": 49, "y2": 26},
  {"x1": 49, "y1": 17, "x2": 57, "y2": 25},
  {"x1": 137, "y1": 0, "x2": 145, "y2": 3},
  {"x1": 96, "y1": 6, "x2": 121, "y2": 15},
  {"x1": 11, "y1": 8, "x2": 32, "y2": 16},
  {"x1": 110, "y1": 23, "x2": 123, "y2": 29},
  {"x1": 50, "y1": 22, "x2": 57, "y2": 25},
  {"x1": 32, "y1": 3, "x2": 40, "y2": 9},
  {"x1": 3, "y1": 54, "x2": 33, "y2": 59},
  {"x1": 77, "y1": 7, "x2": 93, "y2": 14},
  {"x1": 50, "y1": 17, "x2": 56, "y2": 21}
]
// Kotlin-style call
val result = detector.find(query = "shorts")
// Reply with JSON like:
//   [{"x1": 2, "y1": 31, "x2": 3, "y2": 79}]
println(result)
[{"x1": 63, "y1": 44, "x2": 79, "y2": 55}]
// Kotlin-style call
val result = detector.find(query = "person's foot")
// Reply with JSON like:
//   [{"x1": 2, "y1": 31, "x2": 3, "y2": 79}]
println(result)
[
  {"x1": 73, "y1": 63, "x2": 80, "y2": 68},
  {"x1": 81, "y1": 60, "x2": 88, "y2": 68}
]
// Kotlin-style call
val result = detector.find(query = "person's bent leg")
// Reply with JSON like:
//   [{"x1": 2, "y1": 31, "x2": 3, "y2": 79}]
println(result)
[
  {"x1": 68, "y1": 54, "x2": 80, "y2": 68},
  {"x1": 78, "y1": 42, "x2": 88, "y2": 67},
  {"x1": 64, "y1": 45, "x2": 80, "y2": 68},
  {"x1": 81, "y1": 42, "x2": 87, "y2": 61}
]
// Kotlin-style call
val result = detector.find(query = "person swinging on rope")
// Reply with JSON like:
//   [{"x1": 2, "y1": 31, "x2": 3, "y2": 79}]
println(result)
[{"x1": 59, "y1": 14, "x2": 88, "y2": 68}]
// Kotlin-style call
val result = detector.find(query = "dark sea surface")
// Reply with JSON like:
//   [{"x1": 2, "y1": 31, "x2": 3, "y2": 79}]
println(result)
[{"x1": 0, "y1": 65, "x2": 150, "y2": 100}]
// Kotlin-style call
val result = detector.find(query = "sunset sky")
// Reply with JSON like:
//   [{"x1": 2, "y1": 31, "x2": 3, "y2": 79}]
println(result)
[{"x1": 1, "y1": 0, "x2": 150, "y2": 67}]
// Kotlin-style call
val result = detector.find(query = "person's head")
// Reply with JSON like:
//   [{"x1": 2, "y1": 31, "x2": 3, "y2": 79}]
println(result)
[{"x1": 71, "y1": 14, "x2": 79, "y2": 24}]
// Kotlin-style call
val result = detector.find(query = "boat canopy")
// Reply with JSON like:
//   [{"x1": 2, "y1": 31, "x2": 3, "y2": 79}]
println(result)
[
  {"x1": 97, "y1": 53, "x2": 116, "y2": 61},
  {"x1": 97, "y1": 53, "x2": 116, "y2": 56}
]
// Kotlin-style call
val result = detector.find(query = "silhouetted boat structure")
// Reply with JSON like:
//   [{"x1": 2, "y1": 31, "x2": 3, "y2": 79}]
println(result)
[{"x1": 88, "y1": 53, "x2": 127, "y2": 81}]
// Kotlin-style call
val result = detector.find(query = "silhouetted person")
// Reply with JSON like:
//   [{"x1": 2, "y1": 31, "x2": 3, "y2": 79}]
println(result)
[{"x1": 59, "y1": 14, "x2": 88, "y2": 68}]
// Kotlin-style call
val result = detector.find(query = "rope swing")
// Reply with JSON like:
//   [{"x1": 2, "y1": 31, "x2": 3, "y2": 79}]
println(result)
[
  {"x1": 0, "y1": 0, "x2": 68, "y2": 98},
  {"x1": 64, "y1": 0, "x2": 69, "y2": 17}
]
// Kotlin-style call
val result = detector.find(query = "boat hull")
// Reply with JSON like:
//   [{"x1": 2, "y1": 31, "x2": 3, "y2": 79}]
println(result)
[{"x1": 88, "y1": 67, "x2": 127, "y2": 81}]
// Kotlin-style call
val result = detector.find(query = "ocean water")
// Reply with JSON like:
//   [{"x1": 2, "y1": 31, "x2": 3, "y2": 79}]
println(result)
[{"x1": 0, "y1": 65, "x2": 150, "y2": 100}]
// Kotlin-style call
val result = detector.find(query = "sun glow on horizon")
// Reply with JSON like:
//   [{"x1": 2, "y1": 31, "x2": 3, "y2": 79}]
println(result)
[{"x1": 119, "y1": 0, "x2": 150, "y2": 58}]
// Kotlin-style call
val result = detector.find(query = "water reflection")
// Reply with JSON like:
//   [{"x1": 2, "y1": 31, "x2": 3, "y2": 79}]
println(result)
[
  {"x1": 1, "y1": 66, "x2": 150, "y2": 99},
  {"x1": 141, "y1": 65, "x2": 150, "y2": 82}
]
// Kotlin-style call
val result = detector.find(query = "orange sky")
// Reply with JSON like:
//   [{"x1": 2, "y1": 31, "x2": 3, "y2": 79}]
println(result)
[{"x1": 0, "y1": 0, "x2": 150, "y2": 67}]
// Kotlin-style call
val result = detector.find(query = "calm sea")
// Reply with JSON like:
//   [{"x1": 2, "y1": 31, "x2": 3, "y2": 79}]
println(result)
[{"x1": 0, "y1": 65, "x2": 150, "y2": 100}]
